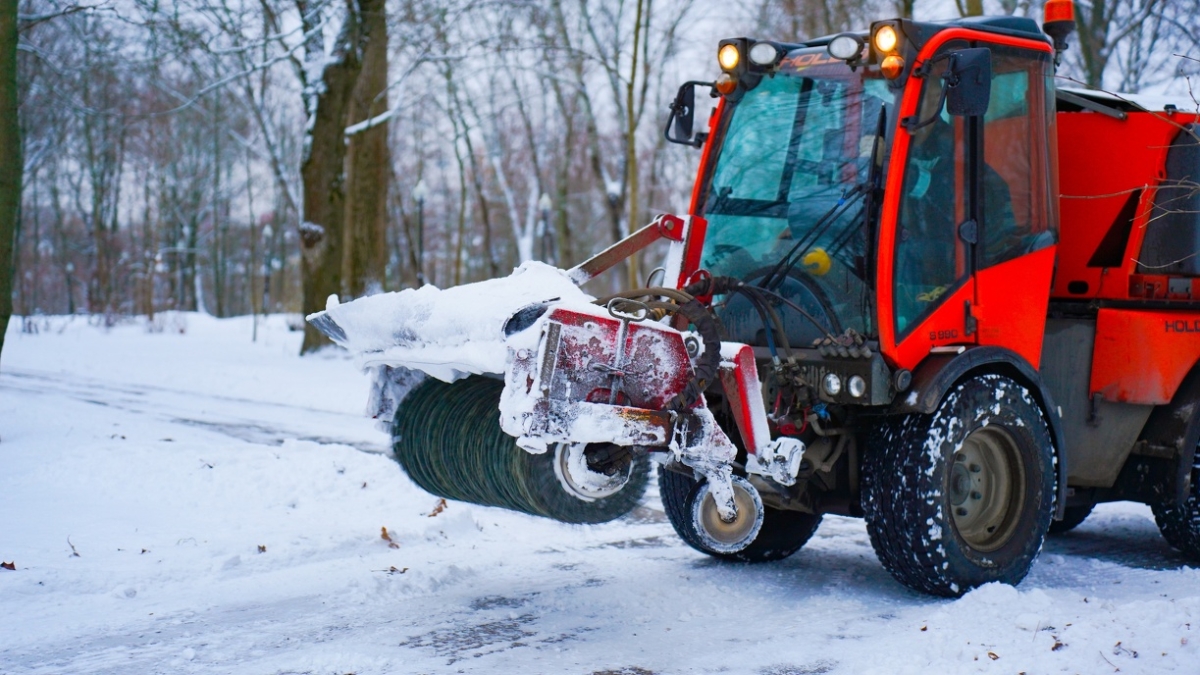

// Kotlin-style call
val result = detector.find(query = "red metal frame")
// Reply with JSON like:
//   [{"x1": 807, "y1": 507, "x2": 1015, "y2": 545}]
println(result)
[
  {"x1": 677, "y1": 98, "x2": 727, "y2": 288},
  {"x1": 717, "y1": 344, "x2": 768, "y2": 454}
]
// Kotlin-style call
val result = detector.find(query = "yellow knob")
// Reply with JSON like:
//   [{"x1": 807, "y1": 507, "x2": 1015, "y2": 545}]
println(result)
[{"x1": 802, "y1": 248, "x2": 832, "y2": 276}]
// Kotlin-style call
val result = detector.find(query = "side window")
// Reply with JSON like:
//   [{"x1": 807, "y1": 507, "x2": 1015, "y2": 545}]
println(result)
[
  {"x1": 981, "y1": 48, "x2": 1055, "y2": 268},
  {"x1": 894, "y1": 45, "x2": 969, "y2": 335}
]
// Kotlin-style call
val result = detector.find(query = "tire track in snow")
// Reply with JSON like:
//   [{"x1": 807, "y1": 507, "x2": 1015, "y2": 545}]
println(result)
[{"x1": 1, "y1": 367, "x2": 387, "y2": 454}]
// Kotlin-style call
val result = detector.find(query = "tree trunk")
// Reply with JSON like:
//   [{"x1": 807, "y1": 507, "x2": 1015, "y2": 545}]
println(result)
[
  {"x1": 299, "y1": 0, "x2": 365, "y2": 354},
  {"x1": 342, "y1": 0, "x2": 389, "y2": 299},
  {"x1": 0, "y1": 1, "x2": 20, "y2": 368}
]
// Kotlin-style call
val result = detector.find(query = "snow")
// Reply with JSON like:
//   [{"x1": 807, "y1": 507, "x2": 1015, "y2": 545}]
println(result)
[
  {"x1": 310, "y1": 261, "x2": 592, "y2": 382},
  {"x1": 4, "y1": 315, "x2": 1200, "y2": 673}
]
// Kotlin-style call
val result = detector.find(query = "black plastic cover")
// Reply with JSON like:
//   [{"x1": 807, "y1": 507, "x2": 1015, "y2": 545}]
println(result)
[{"x1": 1137, "y1": 125, "x2": 1200, "y2": 276}]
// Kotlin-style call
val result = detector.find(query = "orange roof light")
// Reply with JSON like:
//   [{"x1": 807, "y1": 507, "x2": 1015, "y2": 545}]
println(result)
[
  {"x1": 715, "y1": 73, "x2": 737, "y2": 95},
  {"x1": 1044, "y1": 0, "x2": 1075, "y2": 24},
  {"x1": 881, "y1": 54, "x2": 905, "y2": 79}
]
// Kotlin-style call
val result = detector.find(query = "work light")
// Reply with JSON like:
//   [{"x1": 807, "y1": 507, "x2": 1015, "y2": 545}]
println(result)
[{"x1": 718, "y1": 44, "x2": 740, "y2": 71}]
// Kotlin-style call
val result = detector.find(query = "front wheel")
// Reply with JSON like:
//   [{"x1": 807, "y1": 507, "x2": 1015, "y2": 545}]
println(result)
[
  {"x1": 659, "y1": 466, "x2": 822, "y2": 562},
  {"x1": 862, "y1": 374, "x2": 1056, "y2": 596}
]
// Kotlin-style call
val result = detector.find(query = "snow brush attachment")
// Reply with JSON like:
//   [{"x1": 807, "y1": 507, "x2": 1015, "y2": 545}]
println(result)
[{"x1": 391, "y1": 375, "x2": 649, "y2": 524}]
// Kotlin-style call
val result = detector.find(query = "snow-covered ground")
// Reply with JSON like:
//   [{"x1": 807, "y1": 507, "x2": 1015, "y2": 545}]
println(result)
[{"x1": 2, "y1": 314, "x2": 1198, "y2": 674}]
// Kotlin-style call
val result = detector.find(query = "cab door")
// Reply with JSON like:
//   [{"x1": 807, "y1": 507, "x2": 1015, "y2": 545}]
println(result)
[
  {"x1": 885, "y1": 39, "x2": 977, "y2": 370},
  {"x1": 881, "y1": 34, "x2": 1057, "y2": 373},
  {"x1": 971, "y1": 44, "x2": 1058, "y2": 369}
]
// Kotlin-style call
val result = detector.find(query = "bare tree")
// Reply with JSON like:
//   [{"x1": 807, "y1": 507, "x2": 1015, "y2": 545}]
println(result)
[{"x1": 0, "y1": 0, "x2": 19, "y2": 367}]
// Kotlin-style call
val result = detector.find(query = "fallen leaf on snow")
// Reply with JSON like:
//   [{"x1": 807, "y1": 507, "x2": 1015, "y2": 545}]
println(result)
[
  {"x1": 987, "y1": 651, "x2": 999, "y2": 660},
  {"x1": 1, "y1": 561, "x2": 15, "y2": 571},
  {"x1": 1113, "y1": 641, "x2": 1138, "y2": 658},
  {"x1": 257, "y1": 545, "x2": 267, "y2": 553},
  {"x1": 381, "y1": 527, "x2": 400, "y2": 549},
  {"x1": 427, "y1": 498, "x2": 448, "y2": 517},
  {"x1": 1052, "y1": 638, "x2": 1065, "y2": 651}
]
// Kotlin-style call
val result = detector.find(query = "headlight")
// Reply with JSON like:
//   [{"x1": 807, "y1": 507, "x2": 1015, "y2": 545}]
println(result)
[
  {"x1": 748, "y1": 42, "x2": 779, "y2": 66},
  {"x1": 822, "y1": 373, "x2": 842, "y2": 397},
  {"x1": 873, "y1": 25, "x2": 898, "y2": 54},
  {"x1": 718, "y1": 44, "x2": 740, "y2": 71},
  {"x1": 848, "y1": 375, "x2": 867, "y2": 398}
]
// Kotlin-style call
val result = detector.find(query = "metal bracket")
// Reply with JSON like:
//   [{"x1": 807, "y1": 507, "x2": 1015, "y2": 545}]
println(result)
[{"x1": 746, "y1": 437, "x2": 806, "y2": 486}]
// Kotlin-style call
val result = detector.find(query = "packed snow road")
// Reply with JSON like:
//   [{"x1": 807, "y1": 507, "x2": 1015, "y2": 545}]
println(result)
[{"x1": 2, "y1": 314, "x2": 1198, "y2": 674}]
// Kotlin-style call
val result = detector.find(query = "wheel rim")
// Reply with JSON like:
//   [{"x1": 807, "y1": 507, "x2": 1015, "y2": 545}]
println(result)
[
  {"x1": 948, "y1": 427, "x2": 1025, "y2": 553},
  {"x1": 553, "y1": 443, "x2": 632, "y2": 502},
  {"x1": 692, "y1": 476, "x2": 764, "y2": 554}
]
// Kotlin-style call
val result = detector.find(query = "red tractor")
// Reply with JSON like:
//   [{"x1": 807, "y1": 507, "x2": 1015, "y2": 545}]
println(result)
[{"x1": 311, "y1": 0, "x2": 1200, "y2": 597}]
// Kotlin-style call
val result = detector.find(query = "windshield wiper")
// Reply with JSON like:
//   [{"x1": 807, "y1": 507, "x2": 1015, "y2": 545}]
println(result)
[
  {"x1": 758, "y1": 183, "x2": 867, "y2": 291},
  {"x1": 777, "y1": 103, "x2": 890, "y2": 284}
]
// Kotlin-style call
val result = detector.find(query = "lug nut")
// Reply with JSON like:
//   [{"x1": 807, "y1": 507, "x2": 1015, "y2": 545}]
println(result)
[
  {"x1": 969, "y1": 464, "x2": 982, "y2": 473},
  {"x1": 971, "y1": 491, "x2": 982, "y2": 500},
  {"x1": 956, "y1": 507, "x2": 968, "y2": 517}
]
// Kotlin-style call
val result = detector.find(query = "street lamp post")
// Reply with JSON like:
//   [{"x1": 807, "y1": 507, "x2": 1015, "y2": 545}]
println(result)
[
  {"x1": 413, "y1": 179, "x2": 428, "y2": 287},
  {"x1": 538, "y1": 192, "x2": 552, "y2": 264}
]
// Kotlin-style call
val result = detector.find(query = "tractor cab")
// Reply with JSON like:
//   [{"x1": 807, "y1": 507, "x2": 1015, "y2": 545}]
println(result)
[{"x1": 670, "y1": 16, "x2": 1061, "y2": 384}]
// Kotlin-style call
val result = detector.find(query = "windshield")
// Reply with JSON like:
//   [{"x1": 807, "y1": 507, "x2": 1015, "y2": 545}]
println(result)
[{"x1": 699, "y1": 50, "x2": 896, "y2": 342}]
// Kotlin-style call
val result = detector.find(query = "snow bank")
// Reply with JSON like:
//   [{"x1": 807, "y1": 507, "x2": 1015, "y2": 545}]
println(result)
[{"x1": 310, "y1": 261, "x2": 593, "y2": 381}]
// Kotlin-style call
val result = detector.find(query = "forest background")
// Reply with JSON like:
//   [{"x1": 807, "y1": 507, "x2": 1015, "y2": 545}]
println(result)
[{"x1": 1, "y1": 0, "x2": 1196, "y2": 358}]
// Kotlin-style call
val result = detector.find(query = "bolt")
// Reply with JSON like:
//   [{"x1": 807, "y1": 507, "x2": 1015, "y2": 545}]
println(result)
[
  {"x1": 971, "y1": 491, "x2": 982, "y2": 500},
  {"x1": 955, "y1": 452, "x2": 966, "y2": 462},
  {"x1": 969, "y1": 463, "x2": 982, "y2": 473},
  {"x1": 956, "y1": 507, "x2": 968, "y2": 517}
]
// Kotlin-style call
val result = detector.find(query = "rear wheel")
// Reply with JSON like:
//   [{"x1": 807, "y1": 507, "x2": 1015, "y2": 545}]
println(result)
[
  {"x1": 862, "y1": 374, "x2": 1055, "y2": 596},
  {"x1": 659, "y1": 466, "x2": 822, "y2": 562},
  {"x1": 1048, "y1": 504, "x2": 1095, "y2": 534},
  {"x1": 1151, "y1": 448, "x2": 1200, "y2": 559}
]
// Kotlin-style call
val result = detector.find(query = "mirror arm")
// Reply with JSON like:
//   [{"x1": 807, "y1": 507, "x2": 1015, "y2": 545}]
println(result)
[{"x1": 902, "y1": 85, "x2": 950, "y2": 132}]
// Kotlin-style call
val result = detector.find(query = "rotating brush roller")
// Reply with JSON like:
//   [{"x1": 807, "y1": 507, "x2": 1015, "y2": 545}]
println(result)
[{"x1": 391, "y1": 375, "x2": 649, "y2": 524}]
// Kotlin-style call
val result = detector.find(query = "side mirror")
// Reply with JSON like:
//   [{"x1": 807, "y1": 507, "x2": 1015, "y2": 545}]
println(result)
[
  {"x1": 674, "y1": 83, "x2": 695, "y2": 139},
  {"x1": 665, "y1": 81, "x2": 713, "y2": 148},
  {"x1": 945, "y1": 48, "x2": 992, "y2": 117}
]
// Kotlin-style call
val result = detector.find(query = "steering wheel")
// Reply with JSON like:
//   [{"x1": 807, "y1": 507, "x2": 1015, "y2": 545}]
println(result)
[{"x1": 717, "y1": 265, "x2": 843, "y2": 349}]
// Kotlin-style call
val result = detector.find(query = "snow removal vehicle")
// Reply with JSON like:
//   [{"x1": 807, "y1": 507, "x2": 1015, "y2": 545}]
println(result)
[{"x1": 309, "y1": 0, "x2": 1200, "y2": 596}]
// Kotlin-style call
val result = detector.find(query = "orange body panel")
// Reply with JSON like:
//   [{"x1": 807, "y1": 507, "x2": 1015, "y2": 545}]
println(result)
[
  {"x1": 974, "y1": 245, "x2": 1056, "y2": 369},
  {"x1": 890, "y1": 282, "x2": 976, "y2": 370},
  {"x1": 1053, "y1": 112, "x2": 1182, "y2": 301},
  {"x1": 1090, "y1": 309, "x2": 1200, "y2": 404}
]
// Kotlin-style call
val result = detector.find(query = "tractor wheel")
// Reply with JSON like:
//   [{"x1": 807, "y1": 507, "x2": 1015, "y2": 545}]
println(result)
[
  {"x1": 862, "y1": 374, "x2": 1055, "y2": 596},
  {"x1": 659, "y1": 466, "x2": 822, "y2": 562},
  {"x1": 1048, "y1": 504, "x2": 1095, "y2": 535},
  {"x1": 1151, "y1": 448, "x2": 1200, "y2": 559}
]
